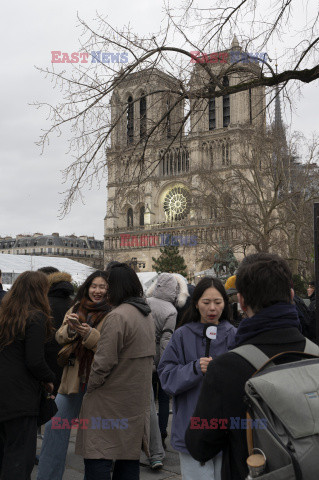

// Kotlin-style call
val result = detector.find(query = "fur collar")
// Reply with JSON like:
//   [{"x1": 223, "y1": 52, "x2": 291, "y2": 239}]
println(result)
[
  {"x1": 48, "y1": 271, "x2": 72, "y2": 286},
  {"x1": 146, "y1": 273, "x2": 189, "y2": 308}
]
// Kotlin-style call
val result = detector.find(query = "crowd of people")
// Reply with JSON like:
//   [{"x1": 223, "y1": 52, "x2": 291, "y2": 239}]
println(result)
[{"x1": 0, "y1": 256, "x2": 317, "y2": 480}]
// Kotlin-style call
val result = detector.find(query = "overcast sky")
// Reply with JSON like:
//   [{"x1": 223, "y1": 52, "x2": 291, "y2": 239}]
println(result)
[{"x1": 1, "y1": 1, "x2": 318, "y2": 240}]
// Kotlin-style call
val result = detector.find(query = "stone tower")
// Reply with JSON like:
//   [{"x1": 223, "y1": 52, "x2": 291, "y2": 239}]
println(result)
[{"x1": 104, "y1": 41, "x2": 266, "y2": 277}]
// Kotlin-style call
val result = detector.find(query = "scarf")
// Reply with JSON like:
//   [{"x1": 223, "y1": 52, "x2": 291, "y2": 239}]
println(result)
[
  {"x1": 73, "y1": 297, "x2": 111, "y2": 383},
  {"x1": 233, "y1": 302, "x2": 301, "y2": 347}
]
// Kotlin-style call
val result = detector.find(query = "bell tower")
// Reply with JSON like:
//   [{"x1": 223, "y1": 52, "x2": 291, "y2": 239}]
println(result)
[{"x1": 104, "y1": 41, "x2": 267, "y2": 276}]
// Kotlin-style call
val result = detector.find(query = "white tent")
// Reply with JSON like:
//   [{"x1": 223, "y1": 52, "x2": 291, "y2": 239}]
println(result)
[
  {"x1": 0, "y1": 254, "x2": 95, "y2": 288},
  {"x1": 137, "y1": 272, "x2": 158, "y2": 292},
  {"x1": 194, "y1": 268, "x2": 217, "y2": 284}
]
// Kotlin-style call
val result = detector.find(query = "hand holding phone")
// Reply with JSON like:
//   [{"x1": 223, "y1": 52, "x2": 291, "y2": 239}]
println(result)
[
  {"x1": 67, "y1": 314, "x2": 91, "y2": 338},
  {"x1": 67, "y1": 314, "x2": 81, "y2": 327}
]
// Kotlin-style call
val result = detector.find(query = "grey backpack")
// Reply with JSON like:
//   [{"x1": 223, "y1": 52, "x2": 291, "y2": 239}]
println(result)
[{"x1": 232, "y1": 339, "x2": 319, "y2": 480}]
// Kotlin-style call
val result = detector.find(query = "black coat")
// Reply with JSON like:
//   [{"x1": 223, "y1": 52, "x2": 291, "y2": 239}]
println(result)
[
  {"x1": 0, "y1": 312, "x2": 55, "y2": 423},
  {"x1": 0, "y1": 284, "x2": 6, "y2": 305},
  {"x1": 45, "y1": 272, "x2": 74, "y2": 394},
  {"x1": 309, "y1": 291, "x2": 316, "y2": 313},
  {"x1": 294, "y1": 295, "x2": 313, "y2": 339},
  {"x1": 185, "y1": 327, "x2": 306, "y2": 480},
  {"x1": 307, "y1": 292, "x2": 317, "y2": 343}
]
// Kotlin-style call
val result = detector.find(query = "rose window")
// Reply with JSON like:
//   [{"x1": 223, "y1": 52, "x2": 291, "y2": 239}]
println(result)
[{"x1": 163, "y1": 187, "x2": 190, "y2": 221}]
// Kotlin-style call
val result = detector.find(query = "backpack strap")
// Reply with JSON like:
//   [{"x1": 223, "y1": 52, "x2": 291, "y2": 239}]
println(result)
[
  {"x1": 232, "y1": 345, "x2": 271, "y2": 457},
  {"x1": 231, "y1": 345, "x2": 270, "y2": 371},
  {"x1": 304, "y1": 338, "x2": 319, "y2": 356},
  {"x1": 232, "y1": 339, "x2": 319, "y2": 373}
]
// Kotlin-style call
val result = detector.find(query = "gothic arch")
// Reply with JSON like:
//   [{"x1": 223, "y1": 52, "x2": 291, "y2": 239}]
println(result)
[
  {"x1": 139, "y1": 205, "x2": 145, "y2": 226},
  {"x1": 202, "y1": 140, "x2": 217, "y2": 167},
  {"x1": 127, "y1": 94, "x2": 134, "y2": 145},
  {"x1": 127, "y1": 207, "x2": 134, "y2": 227},
  {"x1": 223, "y1": 76, "x2": 231, "y2": 127},
  {"x1": 221, "y1": 140, "x2": 231, "y2": 166},
  {"x1": 139, "y1": 90, "x2": 147, "y2": 139},
  {"x1": 159, "y1": 146, "x2": 190, "y2": 177}
]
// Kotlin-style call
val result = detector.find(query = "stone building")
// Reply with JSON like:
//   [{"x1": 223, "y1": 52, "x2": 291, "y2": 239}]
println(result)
[
  {"x1": 104, "y1": 39, "x2": 266, "y2": 278},
  {"x1": 0, "y1": 233, "x2": 104, "y2": 269}
]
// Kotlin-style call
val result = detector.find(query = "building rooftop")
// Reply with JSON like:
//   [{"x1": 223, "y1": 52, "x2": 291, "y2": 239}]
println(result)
[
  {"x1": 0, "y1": 233, "x2": 103, "y2": 250},
  {"x1": 0, "y1": 254, "x2": 95, "y2": 286}
]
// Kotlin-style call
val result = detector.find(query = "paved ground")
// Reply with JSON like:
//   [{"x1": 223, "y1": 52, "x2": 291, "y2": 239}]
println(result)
[{"x1": 32, "y1": 417, "x2": 181, "y2": 480}]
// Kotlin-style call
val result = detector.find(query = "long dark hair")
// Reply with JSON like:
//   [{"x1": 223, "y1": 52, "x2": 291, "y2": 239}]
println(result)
[
  {"x1": 71, "y1": 270, "x2": 110, "y2": 383},
  {"x1": 180, "y1": 276, "x2": 230, "y2": 327},
  {"x1": 72, "y1": 270, "x2": 108, "y2": 306},
  {"x1": 106, "y1": 263, "x2": 144, "y2": 306},
  {"x1": 0, "y1": 271, "x2": 53, "y2": 348}
]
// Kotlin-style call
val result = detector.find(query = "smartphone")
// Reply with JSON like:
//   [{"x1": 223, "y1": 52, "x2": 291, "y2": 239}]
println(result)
[{"x1": 68, "y1": 316, "x2": 81, "y2": 327}]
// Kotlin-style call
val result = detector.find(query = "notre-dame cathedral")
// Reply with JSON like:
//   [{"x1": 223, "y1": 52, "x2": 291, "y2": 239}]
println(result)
[{"x1": 104, "y1": 38, "x2": 265, "y2": 278}]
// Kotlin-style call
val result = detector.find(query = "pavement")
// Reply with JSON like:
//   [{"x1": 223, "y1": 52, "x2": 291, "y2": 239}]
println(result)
[{"x1": 32, "y1": 416, "x2": 182, "y2": 480}]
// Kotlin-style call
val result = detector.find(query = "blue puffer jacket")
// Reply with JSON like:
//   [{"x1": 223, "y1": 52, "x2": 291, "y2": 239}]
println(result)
[{"x1": 158, "y1": 321, "x2": 236, "y2": 453}]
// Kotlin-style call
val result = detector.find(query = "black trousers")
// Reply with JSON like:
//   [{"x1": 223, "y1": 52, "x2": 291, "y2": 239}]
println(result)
[
  {"x1": 0, "y1": 416, "x2": 38, "y2": 480},
  {"x1": 85, "y1": 459, "x2": 140, "y2": 480},
  {"x1": 152, "y1": 372, "x2": 170, "y2": 435}
]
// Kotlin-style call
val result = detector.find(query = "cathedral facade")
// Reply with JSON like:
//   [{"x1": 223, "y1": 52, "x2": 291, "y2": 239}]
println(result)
[{"x1": 104, "y1": 40, "x2": 265, "y2": 278}]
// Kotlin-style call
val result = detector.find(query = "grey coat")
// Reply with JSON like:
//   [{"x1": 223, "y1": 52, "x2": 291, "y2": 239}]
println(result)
[{"x1": 146, "y1": 273, "x2": 189, "y2": 366}]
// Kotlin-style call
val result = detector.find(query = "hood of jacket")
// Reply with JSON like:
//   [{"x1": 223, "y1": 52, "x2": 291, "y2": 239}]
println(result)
[
  {"x1": 146, "y1": 273, "x2": 189, "y2": 308},
  {"x1": 48, "y1": 271, "x2": 74, "y2": 298},
  {"x1": 122, "y1": 297, "x2": 151, "y2": 316}
]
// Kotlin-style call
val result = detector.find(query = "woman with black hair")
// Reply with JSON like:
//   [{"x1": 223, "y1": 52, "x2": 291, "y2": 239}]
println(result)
[
  {"x1": 0, "y1": 271, "x2": 55, "y2": 479},
  {"x1": 75, "y1": 263, "x2": 155, "y2": 480},
  {"x1": 158, "y1": 277, "x2": 237, "y2": 480},
  {"x1": 37, "y1": 270, "x2": 111, "y2": 480}
]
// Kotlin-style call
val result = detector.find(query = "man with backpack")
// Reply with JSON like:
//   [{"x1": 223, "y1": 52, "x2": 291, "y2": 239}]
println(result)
[{"x1": 185, "y1": 253, "x2": 318, "y2": 480}]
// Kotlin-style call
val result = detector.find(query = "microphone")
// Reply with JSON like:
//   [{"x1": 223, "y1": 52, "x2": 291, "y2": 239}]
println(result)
[{"x1": 203, "y1": 324, "x2": 217, "y2": 357}]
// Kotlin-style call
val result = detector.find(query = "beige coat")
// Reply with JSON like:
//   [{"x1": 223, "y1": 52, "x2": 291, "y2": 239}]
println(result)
[
  {"x1": 55, "y1": 307, "x2": 106, "y2": 395},
  {"x1": 75, "y1": 303, "x2": 156, "y2": 460}
]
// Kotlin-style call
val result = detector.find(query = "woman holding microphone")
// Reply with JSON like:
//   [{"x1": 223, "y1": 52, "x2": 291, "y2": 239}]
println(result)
[{"x1": 158, "y1": 277, "x2": 236, "y2": 480}]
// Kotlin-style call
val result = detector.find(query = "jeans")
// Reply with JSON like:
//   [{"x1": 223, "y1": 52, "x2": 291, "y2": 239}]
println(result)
[
  {"x1": 179, "y1": 451, "x2": 222, "y2": 480},
  {"x1": 149, "y1": 392, "x2": 165, "y2": 462},
  {"x1": 84, "y1": 459, "x2": 140, "y2": 480},
  {"x1": 37, "y1": 388, "x2": 86, "y2": 480}
]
